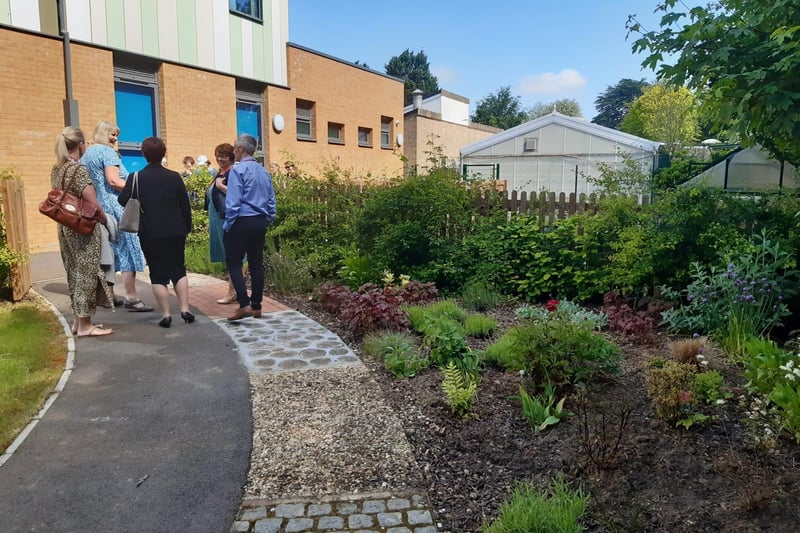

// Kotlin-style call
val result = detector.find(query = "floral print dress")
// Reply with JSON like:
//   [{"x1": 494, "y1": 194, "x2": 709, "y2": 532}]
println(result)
[
  {"x1": 81, "y1": 144, "x2": 146, "y2": 272},
  {"x1": 51, "y1": 160, "x2": 111, "y2": 317}
]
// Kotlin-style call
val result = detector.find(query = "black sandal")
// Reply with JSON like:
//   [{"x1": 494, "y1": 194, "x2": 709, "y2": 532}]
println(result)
[{"x1": 124, "y1": 298, "x2": 154, "y2": 312}]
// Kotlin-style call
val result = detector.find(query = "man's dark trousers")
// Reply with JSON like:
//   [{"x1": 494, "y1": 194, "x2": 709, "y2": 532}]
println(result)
[{"x1": 224, "y1": 214, "x2": 268, "y2": 309}]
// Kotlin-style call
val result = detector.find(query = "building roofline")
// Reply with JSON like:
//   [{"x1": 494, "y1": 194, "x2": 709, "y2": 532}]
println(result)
[
  {"x1": 461, "y1": 111, "x2": 662, "y2": 155},
  {"x1": 287, "y1": 42, "x2": 404, "y2": 83}
]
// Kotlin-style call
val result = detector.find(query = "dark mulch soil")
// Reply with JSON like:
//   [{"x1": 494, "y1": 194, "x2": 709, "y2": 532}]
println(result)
[{"x1": 274, "y1": 292, "x2": 800, "y2": 533}]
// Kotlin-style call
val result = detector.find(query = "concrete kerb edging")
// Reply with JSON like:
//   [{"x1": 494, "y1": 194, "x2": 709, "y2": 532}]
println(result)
[{"x1": 0, "y1": 289, "x2": 75, "y2": 468}]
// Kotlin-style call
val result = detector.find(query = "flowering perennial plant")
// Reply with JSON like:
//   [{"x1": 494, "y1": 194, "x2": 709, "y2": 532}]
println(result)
[
  {"x1": 660, "y1": 234, "x2": 796, "y2": 355},
  {"x1": 745, "y1": 342, "x2": 800, "y2": 443}
]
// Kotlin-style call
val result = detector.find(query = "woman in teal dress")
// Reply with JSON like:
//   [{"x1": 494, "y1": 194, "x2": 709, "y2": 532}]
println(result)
[
  {"x1": 206, "y1": 143, "x2": 238, "y2": 304},
  {"x1": 81, "y1": 120, "x2": 153, "y2": 312}
]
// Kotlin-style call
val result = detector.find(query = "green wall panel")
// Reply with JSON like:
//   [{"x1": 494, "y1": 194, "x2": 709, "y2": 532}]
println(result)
[
  {"x1": 105, "y1": 0, "x2": 125, "y2": 49},
  {"x1": 176, "y1": 0, "x2": 197, "y2": 65},
  {"x1": 140, "y1": 0, "x2": 159, "y2": 57}
]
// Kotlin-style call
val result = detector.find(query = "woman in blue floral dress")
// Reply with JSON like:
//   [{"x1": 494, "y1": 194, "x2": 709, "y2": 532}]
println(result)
[{"x1": 81, "y1": 121, "x2": 153, "y2": 312}]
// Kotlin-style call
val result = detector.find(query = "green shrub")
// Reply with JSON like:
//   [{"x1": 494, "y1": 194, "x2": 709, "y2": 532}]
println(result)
[
  {"x1": 421, "y1": 314, "x2": 478, "y2": 375},
  {"x1": 484, "y1": 320, "x2": 621, "y2": 386},
  {"x1": 355, "y1": 168, "x2": 479, "y2": 276},
  {"x1": 645, "y1": 361, "x2": 698, "y2": 421},
  {"x1": 337, "y1": 243, "x2": 380, "y2": 289},
  {"x1": 660, "y1": 232, "x2": 796, "y2": 356},
  {"x1": 269, "y1": 171, "x2": 368, "y2": 279},
  {"x1": 482, "y1": 476, "x2": 588, "y2": 533},
  {"x1": 694, "y1": 370, "x2": 731, "y2": 404},
  {"x1": 460, "y1": 281, "x2": 503, "y2": 311},
  {"x1": 362, "y1": 331, "x2": 428, "y2": 378},
  {"x1": 464, "y1": 314, "x2": 497, "y2": 338},
  {"x1": 266, "y1": 247, "x2": 316, "y2": 294},
  {"x1": 404, "y1": 299, "x2": 468, "y2": 333}
]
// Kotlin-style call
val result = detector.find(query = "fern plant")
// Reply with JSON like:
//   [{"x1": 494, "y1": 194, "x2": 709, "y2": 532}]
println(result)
[{"x1": 441, "y1": 361, "x2": 478, "y2": 416}]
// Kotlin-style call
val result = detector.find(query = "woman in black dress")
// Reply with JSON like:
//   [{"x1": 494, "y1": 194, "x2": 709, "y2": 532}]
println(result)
[{"x1": 119, "y1": 137, "x2": 193, "y2": 328}]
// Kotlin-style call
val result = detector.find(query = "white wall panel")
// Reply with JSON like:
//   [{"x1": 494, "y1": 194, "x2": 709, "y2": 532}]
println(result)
[
  {"x1": 272, "y1": 0, "x2": 288, "y2": 85},
  {"x1": 156, "y1": 0, "x2": 179, "y2": 61},
  {"x1": 211, "y1": 0, "x2": 229, "y2": 72},
  {"x1": 241, "y1": 20, "x2": 254, "y2": 78},
  {"x1": 123, "y1": 0, "x2": 143, "y2": 53},
  {"x1": 88, "y1": 0, "x2": 106, "y2": 45},
  {"x1": 9, "y1": 0, "x2": 39, "y2": 31},
  {"x1": 194, "y1": 0, "x2": 214, "y2": 69}
]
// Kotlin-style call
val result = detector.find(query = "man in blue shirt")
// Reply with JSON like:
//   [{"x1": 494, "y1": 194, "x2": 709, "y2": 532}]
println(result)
[{"x1": 223, "y1": 134, "x2": 276, "y2": 320}]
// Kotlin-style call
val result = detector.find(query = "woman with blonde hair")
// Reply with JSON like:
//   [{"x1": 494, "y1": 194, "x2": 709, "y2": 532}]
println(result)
[
  {"x1": 52, "y1": 126, "x2": 113, "y2": 337},
  {"x1": 81, "y1": 120, "x2": 153, "y2": 312}
]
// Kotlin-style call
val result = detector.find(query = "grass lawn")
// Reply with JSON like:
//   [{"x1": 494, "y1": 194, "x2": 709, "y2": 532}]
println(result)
[{"x1": 0, "y1": 298, "x2": 66, "y2": 451}]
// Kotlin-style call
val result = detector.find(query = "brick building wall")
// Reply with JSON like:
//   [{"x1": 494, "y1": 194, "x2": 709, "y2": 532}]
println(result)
[
  {"x1": 159, "y1": 63, "x2": 238, "y2": 168},
  {"x1": 403, "y1": 110, "x2": 501, "y2": 175},
  {"x1": 265, "y1": 45, "x2": 404, "y2": 179}
]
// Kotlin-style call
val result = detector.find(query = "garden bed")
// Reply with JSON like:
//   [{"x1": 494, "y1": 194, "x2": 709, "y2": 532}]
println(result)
[{"x1": 277, "y1": 293, "x2": 800, "y2": 532}]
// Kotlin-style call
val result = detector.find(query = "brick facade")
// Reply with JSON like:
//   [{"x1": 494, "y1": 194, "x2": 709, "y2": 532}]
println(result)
[
  {"x1": 403, "y1": 110, "x2": 500, "y2": 175},
  {"x1": 265, "y1": 45, "x2": 404, "y2": 179},
  {"x1": 1, "y1": 29, "x2": 404, "y2": 252}
]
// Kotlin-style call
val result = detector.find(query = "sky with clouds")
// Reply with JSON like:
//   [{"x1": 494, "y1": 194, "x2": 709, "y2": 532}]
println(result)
[{"x1": 290, "y1": 0, "x2": 681, "y2": 119}]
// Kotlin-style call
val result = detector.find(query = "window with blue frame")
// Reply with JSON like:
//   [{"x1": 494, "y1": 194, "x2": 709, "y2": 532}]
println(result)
[
  {"x1": 114, "y1": 79, "x2": 158, "y2": 173},
  {"x1": 230, "y1": 0, "x2": 262, "y2": 21},
  {"x1": 236, "y1": 101, "x2": 262, "y2": 149}
]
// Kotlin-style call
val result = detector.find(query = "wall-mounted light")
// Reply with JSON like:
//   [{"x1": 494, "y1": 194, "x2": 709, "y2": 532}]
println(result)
[
  {"x1": 272, "y1": 114, "x2": 285, "y2": 133},
  {"x1": 396, "y1": 133, "x2": 404, "y2": 147}
]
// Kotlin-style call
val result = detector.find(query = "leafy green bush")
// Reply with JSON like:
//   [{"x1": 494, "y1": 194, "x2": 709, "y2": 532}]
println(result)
[
  {"x1": 355, "y1": 168, "x2": 479, "y2": 277},
  {"x1": 336, "y1": 243, "x2": 380, "y2": 289},
  {"x1": 421, "y1": 314, "x2": 478, "y2": 375},
  {"x1": 694, "y1": 370, "x2": 731, "y2": 404},
  {"x1": 482, "y1": 476, "x2": 588, "y2": 533},
  {"x1": 270, "y1": 172, "x2": 369, "y2": 279},
  {"x1": 483, "y1": 320, "x2": 621, "y2": 387}
]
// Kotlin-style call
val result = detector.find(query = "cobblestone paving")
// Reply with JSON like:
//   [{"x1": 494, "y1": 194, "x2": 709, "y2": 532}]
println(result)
[
  {"x1": 215, "y1": 311, "x2": 362, "y2": 373},
  {"x1": 233, "y1": 493, "x2": 438, "y2": 533}
]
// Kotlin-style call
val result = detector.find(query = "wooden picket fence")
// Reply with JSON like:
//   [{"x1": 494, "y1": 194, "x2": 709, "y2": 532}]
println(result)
[
  {"x1": 0, "y1": 178, "x2": 31, "y2": 301},
  {"x1": 474, "y1": 189, "x2": 650, "y2": 225}
]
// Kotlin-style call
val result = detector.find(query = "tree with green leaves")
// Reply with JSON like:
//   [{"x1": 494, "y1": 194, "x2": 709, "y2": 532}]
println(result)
[
  {"x1": 592, "y1": 78, "x2": 650, "y2": 129},
  {"x1": 385, "y1": 49, "x2": 440, "y2": 105},
  {"x1": 528, "y1": 98, "x2": 583, "y2": 120},
  {"x1": 627, "y1": 0, "x2": 800, "y2": 163},
  {"x1": 620, "y1": 83, "x2": 699, "y2": 153},
  {"x1": 471, "y1": 86, "x2": 529, "y2": 130}
]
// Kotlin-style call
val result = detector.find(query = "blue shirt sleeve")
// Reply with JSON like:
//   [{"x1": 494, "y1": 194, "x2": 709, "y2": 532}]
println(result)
[{"x1": 223, "y1": 166, "x2": 244, "y2": 231}]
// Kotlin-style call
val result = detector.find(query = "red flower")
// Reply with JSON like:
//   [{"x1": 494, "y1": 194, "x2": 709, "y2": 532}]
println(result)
[{"x1": 546, "y1": 299, "x2": 560, "y2": 312}]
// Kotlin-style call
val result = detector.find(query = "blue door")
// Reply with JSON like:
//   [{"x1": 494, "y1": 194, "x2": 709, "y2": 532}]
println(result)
[
  {"x1": 236, "y1": 101, "x2": 262, "y2": 148},
  {"x1": 115, "y1": 81, "x2": 157, "y2": 172}
]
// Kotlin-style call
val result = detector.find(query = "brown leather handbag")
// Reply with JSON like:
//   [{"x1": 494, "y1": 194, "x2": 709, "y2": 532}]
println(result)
[{"x1": 39, "y1": 162, "x2": 101, "y2": 235}]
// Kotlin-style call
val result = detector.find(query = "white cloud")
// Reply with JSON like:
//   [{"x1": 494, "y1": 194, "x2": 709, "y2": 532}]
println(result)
[
  {"x1": 518, "y1": 69, "x2": 587, "y2": 94},
  {"x1": 432, "y1": 65, "x2": 459, "y2": 85}
]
